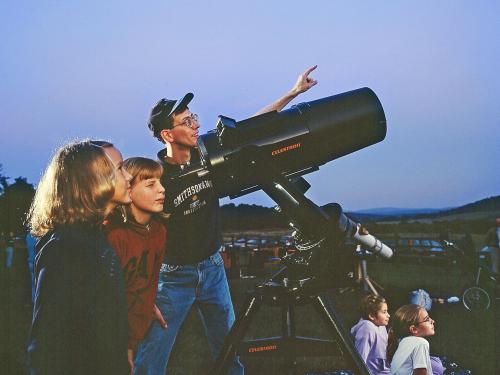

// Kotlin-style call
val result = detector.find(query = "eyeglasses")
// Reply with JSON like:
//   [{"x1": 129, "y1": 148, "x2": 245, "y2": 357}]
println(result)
[
  {"x1": 172, "y1": 113, "x2": 199, "y2": 129},
  {"x1": 89, "y1": 140, "x2": 113, "y2": 148},
  {"x1": 417, "y1": 315, "x2": 432, "y2": 325}
]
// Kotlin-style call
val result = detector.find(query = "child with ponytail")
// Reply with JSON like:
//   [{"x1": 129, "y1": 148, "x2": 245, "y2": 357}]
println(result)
[
  {"x1": 351, "y1": 294, "x2": 391, "y2": 374},
  {"x1": 387, "y1": 304, "x2": 436, "y2": 375}
]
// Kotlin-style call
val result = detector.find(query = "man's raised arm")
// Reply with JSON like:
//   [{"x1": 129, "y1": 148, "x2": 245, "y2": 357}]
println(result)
[{"x1": 254, "y1": 65, "x2": 318, "y2": 116}]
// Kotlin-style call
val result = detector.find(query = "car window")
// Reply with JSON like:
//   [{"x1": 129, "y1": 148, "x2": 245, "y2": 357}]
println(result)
[
  {"x1": 421, "y1": 240, "x2": 431, "y2": 246},
  {"x1": 430, "y1": 240, "x2": 441, "y2": 247}
]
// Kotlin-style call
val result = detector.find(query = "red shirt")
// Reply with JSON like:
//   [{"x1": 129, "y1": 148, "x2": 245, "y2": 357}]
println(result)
[{"x1": 107, "y1": 218, "x2": 166, "y2": 350}]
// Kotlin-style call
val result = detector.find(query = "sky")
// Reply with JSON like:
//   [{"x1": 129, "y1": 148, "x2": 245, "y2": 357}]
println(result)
[{"x1": 1, "y1": 1, "x2": 499, "y2": 211}]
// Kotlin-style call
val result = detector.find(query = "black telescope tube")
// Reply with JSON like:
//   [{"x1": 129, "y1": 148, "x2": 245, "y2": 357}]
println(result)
[
  {"x1": 198, "y1": 87, "x2": 386, "y2": 199},
  {"x1": 260, "y1": 171, "x2": 331, "y2": 239},
  {"x1": 261, "y1": 176, "x2": 393, "y2": 259}
]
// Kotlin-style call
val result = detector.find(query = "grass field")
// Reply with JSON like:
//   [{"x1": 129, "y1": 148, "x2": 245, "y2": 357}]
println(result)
[
  {"x1": 164, "y1": 259, "x2": 497, "y2": 374},
  {"x1": 2, "y1": 248, "x2": 497, "y2": 374}
]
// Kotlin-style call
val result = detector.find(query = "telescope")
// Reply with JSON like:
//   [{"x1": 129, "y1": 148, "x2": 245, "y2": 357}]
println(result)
[
  {"x1": 171, "y1": 87, "x2": 393, "y2": 263},
  {"x1": 199, "y1": 87, "x2": 386, "y2": 198},
  {"x1": 169, "y1": 87, "x2": 393, "y2": 374}
]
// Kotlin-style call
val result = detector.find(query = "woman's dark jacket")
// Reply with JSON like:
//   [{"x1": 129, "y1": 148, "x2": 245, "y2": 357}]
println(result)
[{"x1": 27, "y1": 224, "x2": 129, "y2": 375}]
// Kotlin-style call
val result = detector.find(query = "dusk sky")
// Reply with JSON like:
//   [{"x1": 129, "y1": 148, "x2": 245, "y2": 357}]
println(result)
[{"x1": 1, "y1": 1, "x2": 498, "y2": 210}]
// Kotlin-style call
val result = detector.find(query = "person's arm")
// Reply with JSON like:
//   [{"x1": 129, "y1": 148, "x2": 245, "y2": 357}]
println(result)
[
  {"x1": 107, "y1": 230, "x2": 141, "y2": 353},
  {"x1": 254, "y1": 65, "x2": 318, "y2": 116},
  {"x1": 430, "y1": 356, "x2": 445, "y2": 375},
  {"x1": 107, "y1": 229, "x2": 129, "y2": 266},
  {"x1": 352, "y1": 323, "x2": 376, "y2": 361},
  {"x1": 484, "y1": 228, "x2": 495, "y2": 247},
  {"x1": 411, "y1": 339, "x2": 431, "y2": 375},
  {"x1": 152, "y1": 227, "x2": 168, "y2": 329},
  {"x1": 28, "y1": 238, "x2": 75, "y2": 373}
]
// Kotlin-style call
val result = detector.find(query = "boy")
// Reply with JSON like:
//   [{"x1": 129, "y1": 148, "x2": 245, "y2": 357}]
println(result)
[{"x1": 106, "y1": 157, "x2": 168, "y2": 373}]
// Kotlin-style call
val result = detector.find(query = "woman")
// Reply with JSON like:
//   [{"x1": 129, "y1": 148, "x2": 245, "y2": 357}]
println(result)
[{"x1": 27, "y1": 140, "x2": 132, "y2": 375}]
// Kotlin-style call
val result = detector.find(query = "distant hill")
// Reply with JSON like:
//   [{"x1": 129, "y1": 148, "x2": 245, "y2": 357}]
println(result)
[
  {"x1": 434, "y1": 195, "x2": 500, "y2": 217},
  {"x1": 352, "y1": 207, "x2": 446, "y2": 216},
  {"x1": 349, "y1": 195, "x2": 500, "y2": 223},
  {"x1": 220, "y1": 195, "x2": 500, "y2": 231}
]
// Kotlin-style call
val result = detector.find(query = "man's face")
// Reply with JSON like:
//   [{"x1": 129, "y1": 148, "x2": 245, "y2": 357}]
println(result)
[{"x1": 169, "y1": 108, "x2": 200, "y2": 148}]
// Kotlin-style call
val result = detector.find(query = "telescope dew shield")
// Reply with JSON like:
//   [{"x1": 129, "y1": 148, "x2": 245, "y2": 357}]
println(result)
[{"x1": 197, "y1": 87, "x2": 387, "y2": 199}]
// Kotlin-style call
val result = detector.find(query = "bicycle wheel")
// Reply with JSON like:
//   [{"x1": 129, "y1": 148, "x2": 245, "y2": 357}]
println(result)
[{"x1": 462, "y1": 286, "x2": 490, "y2": 311}]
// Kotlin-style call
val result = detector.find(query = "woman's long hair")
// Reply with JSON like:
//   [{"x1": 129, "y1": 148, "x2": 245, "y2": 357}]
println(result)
[
  {"x1": 386, "y1": 304, "x2": 423, "y2": 362},
  {"x1": 29, "y1": 140, "x2": 117, "y2": 237}
]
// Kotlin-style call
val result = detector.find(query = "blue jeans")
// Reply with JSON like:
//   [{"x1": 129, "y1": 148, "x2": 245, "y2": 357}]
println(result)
[
  {"x1": 134, "y1": 251, "x2": 244, "y2": 375},
  {"x1": 5, "y1": 246, "x2": 13, "y2": 268}
]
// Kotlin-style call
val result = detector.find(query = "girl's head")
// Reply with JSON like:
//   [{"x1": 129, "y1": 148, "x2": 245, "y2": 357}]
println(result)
[
  {"x1": 390, "y1": 304, "x2": 435, "y2": 338},
  {"x1": 360, "y1": 294, "x2": 390, "y2": 327},
  {"x1": 122, "y1": 157, "x2": 165, "y2": 223},
  {"x1": 387, "y1": 304, "x2": 435, "y2": 361},
  {"x1": 29, "y1": 140, "x2": 132, "y2": 236}
]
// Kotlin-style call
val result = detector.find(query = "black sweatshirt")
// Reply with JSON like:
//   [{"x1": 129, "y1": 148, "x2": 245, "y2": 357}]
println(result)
[{"x1": 28, "y1": 224, "x2": 129, "y2": 375}]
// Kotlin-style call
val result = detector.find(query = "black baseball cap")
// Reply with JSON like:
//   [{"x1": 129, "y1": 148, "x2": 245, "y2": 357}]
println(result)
[{"x1": 148, "y1": 92, "x2": 194, "y2": 140}]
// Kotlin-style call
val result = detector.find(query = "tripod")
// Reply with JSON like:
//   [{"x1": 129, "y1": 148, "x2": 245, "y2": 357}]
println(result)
[
  {"x1": 210, "y1": 171, "x2": 375, "y2": 374},
  {"x1": 354, "y1": 246, "x2": 384, "y2": 296},
  {"x1": 210, "y1": 270, "x2": 370, "y2": 375}
]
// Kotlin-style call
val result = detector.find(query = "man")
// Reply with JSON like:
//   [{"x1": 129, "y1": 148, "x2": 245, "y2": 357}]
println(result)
[
  {"x1": 26, "y1": 231, "x2": 37, "y2": 302},
  {"x1": 134, "y1": 66, "x2": 317, "y2": 374},
  {"x1": 484, "y1": 218, "x2": 500, "y2": 276}
]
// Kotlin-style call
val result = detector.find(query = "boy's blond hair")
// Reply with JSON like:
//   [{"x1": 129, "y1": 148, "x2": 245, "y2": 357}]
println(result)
[{"x1": 124, "y1": 157, "x2": 163, "y2": 186}]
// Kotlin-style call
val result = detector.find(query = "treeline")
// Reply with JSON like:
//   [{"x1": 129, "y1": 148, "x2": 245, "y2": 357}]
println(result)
[
  {"x1": 220, "y1": 203, "x2": 288, "y2": 231},
  {"x1": 219, "y1": 204, "x2": 496, "y2": 235},
  {"x1": 0, "y1": 160, "x2": 496, "y2": 237},
  {"x1": 0, "y1": 165, "x2": 35, "y2": 235},
  {"x1": 357, "y1": 219, "x2": 493, "y2": 236}
]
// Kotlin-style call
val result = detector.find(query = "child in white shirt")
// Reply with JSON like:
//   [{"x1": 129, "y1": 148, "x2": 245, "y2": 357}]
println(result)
[{"x1": 387, "y1": 304, "x2": 436, "y2": 375}]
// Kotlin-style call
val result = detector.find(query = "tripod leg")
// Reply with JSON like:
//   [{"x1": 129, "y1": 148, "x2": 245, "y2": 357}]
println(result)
[
  {"x1": 210, "y1": 294, "x2": 262, "y2": 375},
  {"x1": 281, "y1": 305, "x2": 298, "y2": 375},
  {"x1": 311, "y1": 294, "x2": 371, "y2": 375},
  {"x1": 363, "y1": 277, "x2": 379, "y2": 296},
  {"x1": 360, "y1": 258, "x2": 384, "y2": 295},
  {"x1": 368, "y1": 276, "x2": 384, "y2": 292}
]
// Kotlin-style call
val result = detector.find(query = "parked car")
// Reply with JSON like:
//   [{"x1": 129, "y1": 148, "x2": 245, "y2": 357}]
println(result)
[
  {"x1": 232, "y1": 237, "x2": 249, "y2": 248},
  {"x1": 394, "y1": 238, "x2": 462, "y2": 263},
  {"x1": 396, "y1": 238, "x2": 441, "y2": 256}
]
